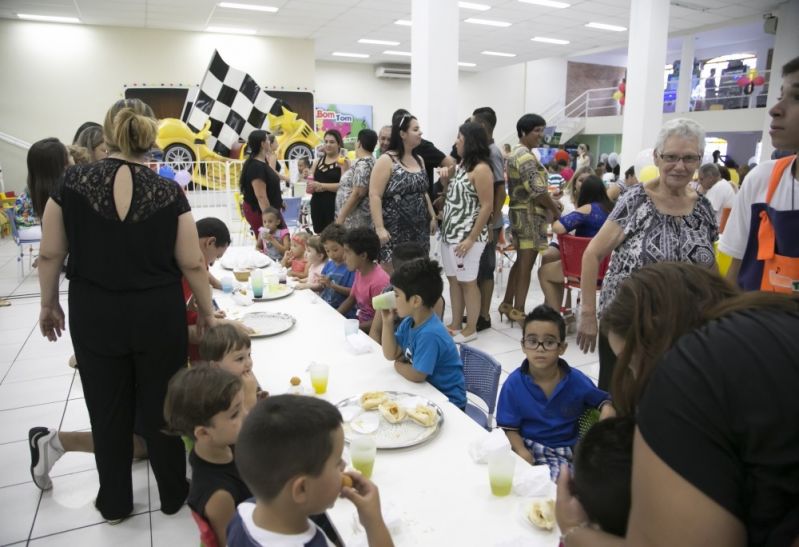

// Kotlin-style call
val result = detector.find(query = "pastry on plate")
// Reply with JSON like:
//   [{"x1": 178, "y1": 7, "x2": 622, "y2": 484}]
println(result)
[
  {"x1": 378, "y1": 401, "x2": 406, "y2": 423},
  {"x1": 528, "y1": 499, "x2": 556, "y2": 530},
  {"x1": 360, "y1": 391, "x2": 388, "y2": 410},
  {"x1": 407, "y1": 404, "x2": 437, "y2": 427}
]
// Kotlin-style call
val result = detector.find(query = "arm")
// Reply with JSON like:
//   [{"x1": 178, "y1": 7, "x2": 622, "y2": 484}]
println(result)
[
  {"x1": 491, "y1": 180, "x2": 507, "y2": 241},
  {"x1": 394, "y1": 360, "x2": 428, "y2": 382},
  {"x1": 380, "y1": 310, "x2": 402, "y2": 361},
  {"x1": 553, "y1": 206, "x2": 591, "y2": 235},
  {"x1": 251, "y1": 179, "x2": 269, "y2": 211},
  {"x1": 38, "y1": 199, "x2": 68, "y2": 341},
  {"x1": 175, "y1": 213, "x2": 215, "y2": 334},
  {"x1": 576, "y1": 220, "x2": 625, "y2": 353},
  {"x1": 425, "y1": 192, "x2": 438, "y2": 234},
  {"x1": 340, "y1": 473, "x2": 395, "y2": 547},
  {"x1": 320, "y1": 182, "x2": 340, "y2": 192},
  {"x1": 534, "y1": 189, "x2": 563, "y2": 219},
  {"x1": 271, "y1": 233, "x2": 290, "y2": 256},
  {"x1": 337, "y1": 185, "x2": 368, "y2": 225},
  {"x1": 504, "y1": 429, "x2": 534, "y2": 464},
  {"x1": 204, "y1": 490, "x2": 238, "y2": 547},
  {"x1": 337, "y1": 294, "x2": 356, "y2": 316},
  {"x1": 208, "y1": 271, "x2": 222, "y2": 290},
  {"x1": 369, "y1": 156, "x2": 392, "y2": 243}
]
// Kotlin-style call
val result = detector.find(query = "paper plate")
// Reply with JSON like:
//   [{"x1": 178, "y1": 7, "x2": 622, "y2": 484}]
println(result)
[
  {"x1": 252, "y1": 285, "x2": 294, "y2": 301},
  {"x1": 240, "y1": 312, "x2": 296, "y2": 338}
]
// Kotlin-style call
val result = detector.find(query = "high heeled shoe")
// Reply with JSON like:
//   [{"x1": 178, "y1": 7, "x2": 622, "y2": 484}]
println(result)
[
  {"x1": 498, "y1": 302, "x2": 512, "y2": 321},
  {"x1": 508, "y1": 307, "x2": 526, "y2": 325}
]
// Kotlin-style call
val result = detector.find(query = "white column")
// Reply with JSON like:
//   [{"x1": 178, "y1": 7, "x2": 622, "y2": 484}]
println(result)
[
  {"x1": 411, "y1": 0, "x2": 459, "y2": 151},
  {"x1": 759, "y1": 0, "x2": 799, "y2": 163},
  {"x1": 620, "y1": 0, "x2": 670, "y2": 170},
  {"x1": 675, "y1": 34, "x2": 695, "y2": 113}
]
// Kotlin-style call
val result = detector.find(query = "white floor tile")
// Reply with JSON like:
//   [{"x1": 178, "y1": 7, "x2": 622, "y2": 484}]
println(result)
[
  {"x1": 69, "y1": 374, "x2": 84, "y2": 400},
  {"x1": 0, "y1": 375, "x2": 73, "y2": 410},
  {"x1": 2, "y1": 356, "x2": 76, "y2": 384},
  {"x1": 0, "y1": 326, "x2": 35, "y2": 345},
  {"x1": 31, "y1": 461, "x2": 150, "y2": 538},
  {"x1": 16, "y1": 340, "x2": 74, "y2": 362},
  {"x1": 0, "y1": 341, "x2": 23, "y2": 364},
  {"x1": 29, "y1": 512, "x2": 151, "y2": 546},
  {"x1": 151, "y1": 505, "x2": 199, "y2": 547},
  {"x1": 463, "y1": 329, "x2": 520, "y2": 356},
  {"x1": 0, "y1": 481, "x2": 42, "y2": 545},
  {"x1": 0, "y1": 401, "x2": 66, "y2": 444},
  {"x1": 0, "y1": 439, "x2": 34, "y2": 488},
  {"x1": 60, "y1": 398, "x2": 91, "y2": 431}
]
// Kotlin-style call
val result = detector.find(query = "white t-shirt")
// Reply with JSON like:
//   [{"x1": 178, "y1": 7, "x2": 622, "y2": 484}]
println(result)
[
  {"x1": 719, "y1": 158, "x2": 799, "y2": 259},
  {"x1": 231, "y1": 501, "x2": 334, "y2": 547},
  {"x1": 703, "y1": 178, "x2": 737, "y2": 223}
]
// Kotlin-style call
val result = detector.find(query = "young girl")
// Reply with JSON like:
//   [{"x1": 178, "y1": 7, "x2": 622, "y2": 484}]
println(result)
[
  {"x1": 282, "y1": 232, "x2": 310, "y2": 278},
  {"x1": 295, "y1": 235, "x2": 328, "y2": 291},
  {"x1": 164, "y1": 366, "x2": 251, "y2": 547},
  {"x1": 257, "y1": 207, "x2": 289, "y2": 261},
  {"x1": 338, "y1": 227, "x2": 390, "y2": 331}
]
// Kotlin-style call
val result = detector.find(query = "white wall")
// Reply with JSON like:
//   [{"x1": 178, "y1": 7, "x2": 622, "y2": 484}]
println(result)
[
  {"x1": 524, "y1": 57, "x2": 569, "y2": 117},
  {"x1": 458, "y1": 63, "x2": 527, "y2": 148},
  {"x1": 0, "y1": 19, "x2": 314, "y2": 193}
]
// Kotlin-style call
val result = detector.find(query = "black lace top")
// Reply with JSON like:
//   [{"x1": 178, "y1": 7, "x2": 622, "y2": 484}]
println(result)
[{"x1": 52, "y1": 158, "x2": 191, "y2": 291}]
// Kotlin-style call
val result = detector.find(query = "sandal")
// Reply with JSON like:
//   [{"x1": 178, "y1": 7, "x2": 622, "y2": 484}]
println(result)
[
  {"x1": 498, "y1": 302, "x2": 512, "y2": 321},
  {"x1": 508, "y1": 307, "x2": 526, "y2": 325}
]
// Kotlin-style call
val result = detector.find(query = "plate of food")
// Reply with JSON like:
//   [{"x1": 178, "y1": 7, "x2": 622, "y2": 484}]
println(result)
[
  {"x1": 517, "y1": 498, "x2": 557, "y2": 533},
  {"x1": 252, "y1": 285, "x2": 294, "y2": 301},
  {"x1": 336, "y1": 391, "x2": 444, "y2": 449},
  {"x1": 220, "y1": 250, "x2": 271, "y2": 271},
  {"x1": 239, "y1": 312, "x2": 296, "y2": 337}
]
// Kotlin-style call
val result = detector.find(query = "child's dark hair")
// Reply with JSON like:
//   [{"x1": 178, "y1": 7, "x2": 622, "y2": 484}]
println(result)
[
  {"x1": 523, "y1": 304, "x2": 566, "y2": 340},
  {"x1": 163, "y1": 367, "x2": 242, "y2": 440},
  {"x1": 391, "y1": 242, "x2": 427, "y2": 272},
  {"x1": 576, "y1": 175, "x2": 613, "y2": 213},
  {"x1": 196, "y1": 217, "x2": 232, "y2": 247},
  {"x1": 342, "y1": 227, "x2": 381, "y2": 261},
  {"x1": 262, "y1": 206, "x2": 287, "y2": 229},
  {"x1": 199, "y1": 323, "x2": 251, "y2": 363},
  {"x1": 298, "y1": 157, "x2": 311, "y2": 170},
  {"x1": 307, "y1": 235, "x2": 327, "y2": 259},
  {"x1": 236, "y1": 395, "x2": 342, "y2": 501},
  {"x1": 320, "y1": 222, "x2": 347, "y2": 245},
  {"x1": 357, "y1": 129, "x2": 378, "y2": 153},
  {"x1": 390, "y1": 257, "x2": 443, "y2": 308},
  {"x1": 571, "y1": 416, "x2": 635, "y2": 536}
]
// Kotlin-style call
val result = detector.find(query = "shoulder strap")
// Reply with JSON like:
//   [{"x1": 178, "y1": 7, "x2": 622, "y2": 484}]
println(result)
[{"x1": 765, "y1": 155, "x2": 796, "y2": 204}]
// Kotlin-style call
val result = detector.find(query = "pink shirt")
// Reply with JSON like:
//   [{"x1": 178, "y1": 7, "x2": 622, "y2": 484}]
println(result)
[
  {"x1": 308, "y1": 261, "x2": 325, "y2": 287},
  {"x1": 351, "y1": 265, "x2": 390, "y2": 323}
]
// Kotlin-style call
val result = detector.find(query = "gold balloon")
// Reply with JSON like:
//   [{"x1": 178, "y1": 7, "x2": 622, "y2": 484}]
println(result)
[{"x1": 639, "y1": 165, "x2": 660, "y2": 181}]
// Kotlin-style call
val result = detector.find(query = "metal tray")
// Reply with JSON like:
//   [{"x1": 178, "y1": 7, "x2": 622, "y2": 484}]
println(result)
[
  {"x1": 336, "y1": 391, "x2": 445, "y2": 449},
  {"x1": 240, "y1": 311, "x2": 296, "y2": 338},
  {"x1": 252, "y1": 285, "x2": 294, "y2": 301}
]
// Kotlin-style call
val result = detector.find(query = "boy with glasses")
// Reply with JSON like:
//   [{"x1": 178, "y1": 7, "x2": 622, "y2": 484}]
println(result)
[{"x1": 497, "y1": 305, "x2": 613, "y2": 480}]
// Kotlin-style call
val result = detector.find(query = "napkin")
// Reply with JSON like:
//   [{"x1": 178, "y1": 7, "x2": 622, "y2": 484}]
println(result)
[
  {"x1": 345, "y1": 332, "x2": 373, "y2": 354},
  {"x1": 232, "y1": 293, "x2": 254, "y2": 307},
  {"x1": 468, "y1": 428, "x2": 511, "y2": 464},
  {"x1": 513, "y1": 464, "x2": 555, "y2": 497}
]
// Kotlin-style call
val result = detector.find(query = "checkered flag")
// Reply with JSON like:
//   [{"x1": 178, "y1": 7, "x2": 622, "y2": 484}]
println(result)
[{"x1": 186, "y1": 50, "x2": 284, "y2": 157}]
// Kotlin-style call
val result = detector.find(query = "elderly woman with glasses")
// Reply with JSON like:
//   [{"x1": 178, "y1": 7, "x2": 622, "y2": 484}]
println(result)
[{"x1": 576, "y1": 118, "x2": 718, "y2": 390}]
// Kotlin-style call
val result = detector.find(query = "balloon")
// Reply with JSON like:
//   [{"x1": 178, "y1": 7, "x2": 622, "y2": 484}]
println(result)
[
  {"x1": 753, "y1": 75, "x2": 766, "y2": 86},
  {"x1": 607, "y1": 152, "x2": 619, "y2": 168},
  {"x1": 639, "y1": 165, "x2": 660, "y2": 182},
  {"x1": 612, "y1": 90, "x2": 623, "y2": 101},
  {"x1": 619, "y1": 82, "x2": 626, "y2": 93},
  {"x1": 158, "y1": 165, "x2": 176, "y2": 180},
  {"x1": 600, "y1": 153, "x2": 609, "y2": 163},
  {"x1": 619, "y1": 96, "x2": 625, "y2": 106},
  {"x1": 175, "y1": 169, "x2": 192, "y2": 188},
  {"x1": 634, "y1": 148, "x2": 656, "y2": 178},
  {"x1": 747, "y1": 155, "x2": 758, "y2": 167},
  {"x1": 737, "y1": 76, "x2": 750, "y2": 88}
]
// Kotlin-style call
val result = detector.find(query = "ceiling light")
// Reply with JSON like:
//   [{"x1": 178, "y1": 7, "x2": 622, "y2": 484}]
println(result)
[
  {"x1": 17, "y1": 13, "x2": 80, "y2": 23},
  {"x1": 481, "y1": 50, "x2": 516, "y2": 57},
  {"x1": 217, "y1": 2, "x2": 278, "y2": 13},
  {"x1": 358, "y1": 38, "x2": 401, "y2": 46},
  {"x1": 332, "y1": 51, "x2": 370, "y2": 58},
  {"x1": 465, "y1": 18, "x2": 511, "y2": 27},
  {"x1": 585, "y1": 22, "x2": 627, "y2": 31},
  {"x1": 206, "y1": 26, "x2": 256, "y2": 34},
  {"x1": 458, "y1": 62, "x2": 477, "y2": 67},
  {"x1": 394, "y1": 19, "x2": 412, "y2": 26},
  {"x1": 384, "y1": 50, "x2": 412, "y2": 57},
  {"x1": 531, "y1": 36, "x2": 570, "y2": 44},
  {"x1": 459, "y1": 2, "x2": 491, "y2": 10},
  {"x1": 518, "y1": 0, "x2": 570, "y2": 7}
]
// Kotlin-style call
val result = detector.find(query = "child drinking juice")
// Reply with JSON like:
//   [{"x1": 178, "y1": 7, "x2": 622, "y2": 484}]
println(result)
[{"x1": 257, "y1": 207, "x2": 289, "y2": 261}]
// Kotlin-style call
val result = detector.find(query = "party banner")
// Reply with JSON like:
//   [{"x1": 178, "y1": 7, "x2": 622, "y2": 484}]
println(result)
[{"x1": 314, "y1": 103, "x2": 373, "y2": 150}]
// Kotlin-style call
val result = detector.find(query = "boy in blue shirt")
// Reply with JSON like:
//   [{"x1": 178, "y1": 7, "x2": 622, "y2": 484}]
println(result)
[
  {"x1": 379, "y1": 258, "x2": 466, "y2": 409},
  {"x1": 497, "y1": 304, "x2": 614, "y2": 480},
  {"x1": 318, "y1": 223, "x2": 356, "y2": 319}
]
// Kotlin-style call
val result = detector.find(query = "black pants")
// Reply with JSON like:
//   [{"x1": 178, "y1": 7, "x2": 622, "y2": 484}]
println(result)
[
  {"x1": 598, "y1": 330, "x2": 617, "y2": 392},
  {"x1": 69, "y1": 280, "x2": 189, "y2": 520},
  {"x1": 310, "y1": 192, "x2": 335, "y2": 234}
]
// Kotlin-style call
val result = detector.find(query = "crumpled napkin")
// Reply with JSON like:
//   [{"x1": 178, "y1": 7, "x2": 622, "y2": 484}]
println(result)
[
  {"x1": 468, "y1": 428, "x2": 511, "y2": 464},
  {"x1": 345, "y1": 332, "x2": 373, "y2": 354},
  {"x1": 512, "y1": 464, "x2": 554, "y2": 497},
  {"x1": 232, "y1": 293, "x2": 254, "y2": 307}
]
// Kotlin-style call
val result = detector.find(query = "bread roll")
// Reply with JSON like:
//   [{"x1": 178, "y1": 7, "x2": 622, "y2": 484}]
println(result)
[
  {"x1": 360, "y1": 391, "x2": 388, "y2": 410},
  {"x1": 528, "y1": 499, "x2": 556, "y2": 530},
  {"x1": 407, "y1": 405, "x2": 437, "y2": 427},
  {"x1": 378, "y1": 401, "x2": 406, "y2": 423},
  {"x1": 341, "y1": 474, "x2": 353, "y2": 489}
]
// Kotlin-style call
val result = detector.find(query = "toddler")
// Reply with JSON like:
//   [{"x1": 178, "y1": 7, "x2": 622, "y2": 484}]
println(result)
[
  {"x1": 257, "y1": 207, "x2": 289, "y2": 261},
  {"x1": 318, "y1": 223, "x2": 356, "y2": 319},
  {"x1": 338, "y1": 227, "x2": 390, "y2": 332},
  {"x1": 282, "y1": 232, "x2": 310, "y2": 278},
  {"x1": 295, "y1": 236, "x2": 328, "y2": 291}
]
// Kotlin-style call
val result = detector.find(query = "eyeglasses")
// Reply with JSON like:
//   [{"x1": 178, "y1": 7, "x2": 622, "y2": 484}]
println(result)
[
  {"x1": 521, "y1": 337, "x2": 561, "y2": 351},
  {"x1": 659, "y1": 153, "x2": 702, "y2": 165}
]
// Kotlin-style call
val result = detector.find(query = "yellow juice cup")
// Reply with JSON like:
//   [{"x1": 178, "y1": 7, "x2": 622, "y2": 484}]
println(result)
[
  {"x1": 350, "y1": 435, "x2": 376, "y2": 479},
  {"x1": 308, "y1": 362, "x2": 329, "y2": 394},
  {"x1": 487, "y1": 450, "x2": 516, "y2": 497}
]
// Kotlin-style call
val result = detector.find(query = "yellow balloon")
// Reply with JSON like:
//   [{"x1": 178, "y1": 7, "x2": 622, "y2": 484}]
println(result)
[
  {"x1": 612, "y1": 91, "x2": 623, "y2": 100},
  {"x1": 639, "y1": 165, "x2": 660, "y2": 181}
]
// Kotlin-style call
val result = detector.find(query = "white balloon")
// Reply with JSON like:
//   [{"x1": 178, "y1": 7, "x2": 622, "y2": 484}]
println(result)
[
  {"x1": 747, "y1": 155, "x2": 758, "y2": 166},
  {"x1": 634, "y1": 148, "x2": 656, "y2": 177},
  {"x1": 608, "y1": 152, "x2": 619, "y2": 168},
  {"x1": 600, "y1": 152, "x2": 609, "y2": 163},
  {"x1": 175, "y1": 170, "x2": 192, "y2": 188}
]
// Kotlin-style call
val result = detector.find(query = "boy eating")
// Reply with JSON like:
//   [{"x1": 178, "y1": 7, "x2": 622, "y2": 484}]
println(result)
[
  {"x1": 497, "y1": 305, "x2": 613, "y2": 480},
  {"x1": 319, "y1": 223, "x2": 356, "y2": 319},
  {"x1": 380, "y1": 258, "x2": 466, "y2": 410}
]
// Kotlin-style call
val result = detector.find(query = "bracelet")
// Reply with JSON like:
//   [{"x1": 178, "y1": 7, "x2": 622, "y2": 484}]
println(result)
[{"x1": 560, "y1": 521, "x2": 589, "y2": 545}]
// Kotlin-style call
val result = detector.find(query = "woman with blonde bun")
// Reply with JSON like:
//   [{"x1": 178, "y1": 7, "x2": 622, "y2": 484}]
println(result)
[{"x1": 37, "y1": 98, "x2": 216, "y2": 523}]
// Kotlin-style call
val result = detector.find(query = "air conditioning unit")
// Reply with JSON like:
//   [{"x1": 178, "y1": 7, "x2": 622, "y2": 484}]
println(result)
[{"x1": 375, "y1": 65, "x2": 411, "y2": 79}]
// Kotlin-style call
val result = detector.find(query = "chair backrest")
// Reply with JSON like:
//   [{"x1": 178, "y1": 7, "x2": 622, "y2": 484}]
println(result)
[
  {"x1": 2, "y1": 209, "x2": 20, "y2": 242},
  {"x1": 283, "y1": 196, "x2": 302, "y2": 228},
  {"x1": 558, "y1": 233, "x2": 611, "y2": 289},
  {"x1": 460, "y1": 344, "x2": 502, "y2": 416},
  {"x1": 190, "y1": 510, "x2": 220, "y2": 547}
]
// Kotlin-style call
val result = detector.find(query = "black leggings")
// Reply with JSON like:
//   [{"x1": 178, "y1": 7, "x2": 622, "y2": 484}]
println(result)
[
  {"x1": 310, "y1": 192, "x2": 336, "y2": 234},
  {"x1": 69, "y1": 280, "x2": 188, "y2": 520}
]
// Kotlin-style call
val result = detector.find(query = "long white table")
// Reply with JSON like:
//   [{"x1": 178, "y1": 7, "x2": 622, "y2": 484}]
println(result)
[{"x1": 211, "y1": 260, "x2": 558, "y2": 546}]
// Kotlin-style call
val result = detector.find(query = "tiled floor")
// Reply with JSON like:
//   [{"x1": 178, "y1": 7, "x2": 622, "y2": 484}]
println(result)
[{"x1": 0, "y1": 236, "x2": 599, "y2": 546}]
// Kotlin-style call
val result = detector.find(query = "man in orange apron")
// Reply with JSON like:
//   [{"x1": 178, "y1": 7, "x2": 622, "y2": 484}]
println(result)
[{"x1": 719, "y1": 56, "x2": 799, "y2": 292}]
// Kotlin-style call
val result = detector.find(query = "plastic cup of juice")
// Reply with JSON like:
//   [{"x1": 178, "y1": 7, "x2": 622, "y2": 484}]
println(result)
[
  {"x1": 308, "y1": 361, "x2": 330, "y2": 394},
  {"x1": 371, "y1": 291, "x2": 396, "y2": 310},
  {"x1": 251, "y1": 270, "x2": 264, "y2": 298},
  {"x1": 350, "y1": 435, "x2": 377, "y2": 479},
  {"x1": 221, "y1": 276, "x2": 234, "y2": 293},
  {"x1": 487, "y1": 450, "x2": 516, "y2": 496}
]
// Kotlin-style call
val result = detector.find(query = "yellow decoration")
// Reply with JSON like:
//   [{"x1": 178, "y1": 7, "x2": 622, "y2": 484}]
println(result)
[
  {"x1": 639, "y1": 165, "x2": 659, "y2": 182},
  {"x1": 612, "y1": 90, "x2": 623, "y2": 100}
]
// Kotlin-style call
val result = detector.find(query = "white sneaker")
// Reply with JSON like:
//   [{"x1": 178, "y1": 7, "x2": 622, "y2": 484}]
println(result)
[{"x1": 28, "y1": 427, "x2": 64, "y2": 490}]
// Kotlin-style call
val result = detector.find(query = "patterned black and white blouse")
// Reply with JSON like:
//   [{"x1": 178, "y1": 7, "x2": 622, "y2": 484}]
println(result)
[
  {"x1": 598, "y1": 184, "x2": 718, "y2": 316},
  {"x1": 441, "y1": 165, "x2": 488, "y2": 245}
]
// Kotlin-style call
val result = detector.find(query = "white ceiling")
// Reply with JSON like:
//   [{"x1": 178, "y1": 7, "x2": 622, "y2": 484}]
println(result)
[{"x1": 0, "y1": 0, "x2": 788, "y2": 72}]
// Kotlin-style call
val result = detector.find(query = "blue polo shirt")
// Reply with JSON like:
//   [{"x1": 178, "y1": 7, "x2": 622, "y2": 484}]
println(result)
[
  {"x1": 395, "y1": 314, "x2": 466, "y2": 409},
  {"x1": 497, "y1": 359, "x2": 609, "y2": 448},
  {"x1": 320, "y1": 260, "x2": 355, "y2": 318}
]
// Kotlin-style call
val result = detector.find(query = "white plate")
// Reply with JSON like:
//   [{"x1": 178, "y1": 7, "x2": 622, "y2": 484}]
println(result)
[
  {"x1": 336, "y1": 391, "x2": 444, "y2": 449},
  {"x1": 240, "y1": 311, "x2": 296, "y2": 337},
  {"x1": 517, "y1": 499, "x2": 557, "y2": 533},
  {"x1": 220, "y1": 251, "x2": 271, "y2": 270},
  {"x1": 350, "y1": 412, "x2": 380, "y2": 434},
  {"x1": 252, "y1": 285, "x2": 294, "y2": 301}
]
